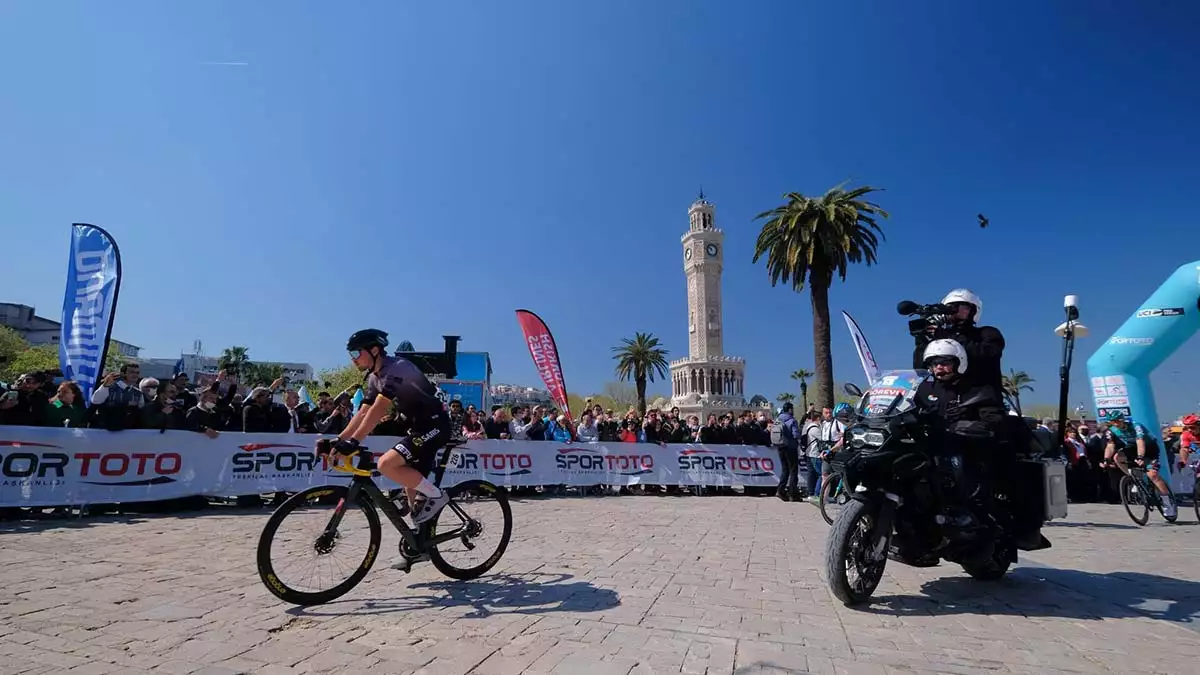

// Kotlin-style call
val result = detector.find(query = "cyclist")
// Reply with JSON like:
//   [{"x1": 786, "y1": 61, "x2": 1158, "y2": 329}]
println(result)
[
  {"x1": 1179, "y1": 414, "x2": 1199, "y2": 468},
  {"x1": 317, "y1": 329, "x2": 452, "y2": 528},
  {"x1": 1101, "y1": 410, "x2": 1176, "y2": 519}
]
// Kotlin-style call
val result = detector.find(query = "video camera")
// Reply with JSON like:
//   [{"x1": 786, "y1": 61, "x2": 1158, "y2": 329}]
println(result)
[{"x1": 897, "y1": 300, "x2": 956, "y2": 338}]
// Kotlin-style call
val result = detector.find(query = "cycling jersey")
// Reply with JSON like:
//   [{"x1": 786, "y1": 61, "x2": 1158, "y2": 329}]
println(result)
[
  {"x1": 364, "y1": 356, "x2": 451, "y2": 476},
  {"x1": 1106, "y1": 421, "x2": 1160, "y2": 463},
  {"x1": 364, "y1": 356, "x2": 445, "y2": 418},
  {"x1": 1181, "y1": 430, "x2": 1198, "y2": 451}
]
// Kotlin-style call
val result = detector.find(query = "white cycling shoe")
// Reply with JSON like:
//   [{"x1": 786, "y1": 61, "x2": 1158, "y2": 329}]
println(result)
[{"x1": 411, "y1": 490, "x2": 450, "y2": 525}]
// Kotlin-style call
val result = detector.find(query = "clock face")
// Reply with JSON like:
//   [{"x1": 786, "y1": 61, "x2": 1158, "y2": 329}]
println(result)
[
  {"x1": 706, "y1": 244, "x2": 718, "y2": 257},
  {"x1": 684, "y1": 247, "x2": 692, "y2": 260}
]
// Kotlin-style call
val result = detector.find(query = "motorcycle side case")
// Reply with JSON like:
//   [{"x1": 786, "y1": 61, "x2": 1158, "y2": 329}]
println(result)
[{"x1": 1017, "y1": 459, "x2": 1069, "y2": 521}]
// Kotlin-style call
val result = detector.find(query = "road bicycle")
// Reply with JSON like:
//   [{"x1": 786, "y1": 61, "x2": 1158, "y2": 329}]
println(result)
[
  {"x1": 819, "y1": 470, "x2": 848, "y2": 525},
  {"x1": 1117, "y1": 464, "x2": 1189, "y2": 526},
  {"x1": 256, "y1": 441, "x2": 513, "y2": 606}
]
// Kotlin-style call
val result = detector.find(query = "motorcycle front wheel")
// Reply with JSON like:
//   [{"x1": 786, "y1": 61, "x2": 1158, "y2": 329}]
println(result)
[{"x1": 825, "y1": 498, "x2": 889, "y2": 606}]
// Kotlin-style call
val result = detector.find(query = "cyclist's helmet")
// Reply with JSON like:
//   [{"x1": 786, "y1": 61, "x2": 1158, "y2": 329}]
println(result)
[
  {"x1": 922, "y1": 339, "x2": 969, "y2": 374},
  {"x1": 1102, "y1": 409, "x2": 1126, "y2": 424},
  {"x1": 833, "y1": 402, "x2": 854, "y2": 419},
  {"x1": 1182, "y1": 413, "x2": 1199, "y2": 428},
  {"x1": 347, "y1": 328, "x2": 389, "y2": 353},
  {"x1": 942, "y1": 288, "x2": 982, "y2": 323}
]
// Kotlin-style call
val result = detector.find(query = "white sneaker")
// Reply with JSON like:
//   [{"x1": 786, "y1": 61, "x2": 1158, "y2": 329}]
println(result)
[
  {"x1": 1163, "y1": 499, "x2": 1177, "y2": 519},
  {"x1": 411, "y1": 490, "x2": 450, "y2": 525}
]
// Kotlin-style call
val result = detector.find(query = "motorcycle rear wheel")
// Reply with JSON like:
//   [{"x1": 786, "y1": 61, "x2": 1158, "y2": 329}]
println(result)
[
  {"x1": 825, "y1": 498, "x2": 889, "y2": 606},
  {"x1": 961, "y1": 540, "x2": 1012, "y2": 581}
]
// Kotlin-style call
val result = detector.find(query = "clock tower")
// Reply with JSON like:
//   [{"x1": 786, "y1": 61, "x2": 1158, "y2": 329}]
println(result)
[
  {"x1": 682, "y1": 195, "x2": 725, "y2": 359},
  {"x1": 669, "y1": 193, "x2": 749, "y2": 420}
]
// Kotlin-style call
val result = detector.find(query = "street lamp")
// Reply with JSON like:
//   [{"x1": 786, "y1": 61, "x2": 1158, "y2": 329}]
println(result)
[{"x1": 1055, "y1": 295, "x2": 1089, "y2": 449}]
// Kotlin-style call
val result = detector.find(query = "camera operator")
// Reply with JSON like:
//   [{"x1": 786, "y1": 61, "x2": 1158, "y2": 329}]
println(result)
[{"x1": 911, "y1": 289, "x2": 1005, "y2": 392}]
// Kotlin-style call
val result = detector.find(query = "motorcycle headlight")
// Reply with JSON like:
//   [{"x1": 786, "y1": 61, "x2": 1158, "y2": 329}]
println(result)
[{"x1": 850, "y1": 427, "x2": 887, "y2": 449}]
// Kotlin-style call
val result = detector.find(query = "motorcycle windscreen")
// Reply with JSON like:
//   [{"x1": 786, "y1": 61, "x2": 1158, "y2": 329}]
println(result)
[{"x1": 856, "y1": 369, "x2": 928, "y2": 417}]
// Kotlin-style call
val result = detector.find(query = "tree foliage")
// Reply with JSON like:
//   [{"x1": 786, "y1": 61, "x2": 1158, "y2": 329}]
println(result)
[
  {"x1": 612, "y1": 333, "x2": 670, "y2": 415},
  {"x1": 396, "y1": 340, "x2": 416, "y2": 352},
  {"x1": 307, "y1": 364, "x2": 364, "y2": 399},
  {"x1": 1001, "y1": 369, "x2": 1035, "y2": 414},
  {"x1": 0, "y1": 325, "x2": 126, "y2": 383},
  {"x1": 600, "y1": 381, "x2": 638, "y2": 411},
  {"x1": 752, "y1": 183, "x2": 888, "y2": 408},
  {"x1": 217, "y1": 345, "x2": 285, "y2": 387}
]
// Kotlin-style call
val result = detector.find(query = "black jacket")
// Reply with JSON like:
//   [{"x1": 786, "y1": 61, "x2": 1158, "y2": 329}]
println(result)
[
  {"x1": 914, "y1": 322, "x2": 1006, "y2": 391},
  {"x1": 914, "y1": 375, "x2": 1006, "y2": 430}
]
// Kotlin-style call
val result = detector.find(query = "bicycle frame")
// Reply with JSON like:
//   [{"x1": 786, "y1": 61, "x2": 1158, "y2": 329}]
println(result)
[
  {"x1": 321, "y1": 447, "x2": 474, "y2": 552},
  {"x1": 1129, "y1": 467, "x2": 1173, "y2": 506}
]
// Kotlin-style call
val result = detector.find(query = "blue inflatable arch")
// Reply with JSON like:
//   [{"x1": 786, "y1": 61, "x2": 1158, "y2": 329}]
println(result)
[{"x1": 1086, "y1": 260, "x2": 1200, "y2": 480}]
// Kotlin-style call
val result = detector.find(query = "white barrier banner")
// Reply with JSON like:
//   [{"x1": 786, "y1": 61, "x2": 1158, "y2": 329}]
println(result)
[{"x1": 0, "y1": 427, "x2": 783, "y2": 507}]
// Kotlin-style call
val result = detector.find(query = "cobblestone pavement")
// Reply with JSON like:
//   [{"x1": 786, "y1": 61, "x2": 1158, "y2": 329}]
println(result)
[{"x1": 3, "y1": 495, "x2": 1200, "y2": 674}]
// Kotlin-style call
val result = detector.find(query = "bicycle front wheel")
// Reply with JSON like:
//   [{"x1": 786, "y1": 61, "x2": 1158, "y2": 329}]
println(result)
[
  {"x1": 1119, "y1": 474, "x2": 1150, "y2": 526},
  {"x1": 428, "y1": 480, "x2": 513, "y2": 580},
  {"x1": 257, "y1": 485, "x2": 382, "y2": 606}
]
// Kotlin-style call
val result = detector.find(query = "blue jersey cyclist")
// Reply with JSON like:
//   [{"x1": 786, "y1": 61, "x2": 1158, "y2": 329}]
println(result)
[
  {"x1": 1101, "y1": 410, "x2": 1176, "y2": 519},
  {"x1": 317, "y1": 329, "x2": 452, "y2": 527}
]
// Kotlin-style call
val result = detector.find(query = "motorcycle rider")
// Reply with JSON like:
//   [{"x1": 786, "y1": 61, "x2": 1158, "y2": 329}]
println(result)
[
  {"x1": 902, "y1": 340, "x2": 1007, "y2": 564},
  {"x1": 912, "y1": 289, "x2": 1006, "y2": 392}
]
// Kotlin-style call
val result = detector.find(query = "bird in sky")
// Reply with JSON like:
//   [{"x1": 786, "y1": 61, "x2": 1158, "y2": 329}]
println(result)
[{"x1": 977, "y1": 213, "x2": 989, "y2": 229}]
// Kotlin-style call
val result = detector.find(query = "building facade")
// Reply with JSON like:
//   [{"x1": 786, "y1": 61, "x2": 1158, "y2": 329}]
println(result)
[
  {"x1": 137, "y1": 354, "x2": 314, "y2": 386},
  {"x1": 669, "y1": 195, "x2": 748, "y2": 420},
  {"x1": 0, "y1": 302, "x2": 140, "y2": 359}
]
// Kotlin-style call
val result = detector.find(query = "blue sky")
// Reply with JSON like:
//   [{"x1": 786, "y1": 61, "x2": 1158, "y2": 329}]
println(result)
[{"x1": 3, "y1": 1, "x2": 1199, "y2": 416}]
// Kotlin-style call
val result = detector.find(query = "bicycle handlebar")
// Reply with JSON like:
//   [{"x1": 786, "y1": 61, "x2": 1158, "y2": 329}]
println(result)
[{"x1": 329, "y1": 450, "x2": 374, "y2": 477}]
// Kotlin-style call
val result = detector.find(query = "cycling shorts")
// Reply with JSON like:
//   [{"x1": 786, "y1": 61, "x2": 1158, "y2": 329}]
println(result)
[
  {"x1": 389, "y1": 412, "x2": 451, "y2": 477},
  {"x1": 1118, "y1": 444, "x2": 1160, "y2": 470}
]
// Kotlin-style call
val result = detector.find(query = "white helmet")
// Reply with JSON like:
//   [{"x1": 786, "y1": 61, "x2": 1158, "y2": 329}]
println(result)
[
  {"x1": 942, "y1": 288, "x2": 983, "y2": 323},
  {"x1": 922, "y1": 339, "x2": 969, "y2": 374}
]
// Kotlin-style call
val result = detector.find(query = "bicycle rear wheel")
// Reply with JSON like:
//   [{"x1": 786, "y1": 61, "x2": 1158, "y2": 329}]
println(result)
[
  {"x1": 1119, "y1": 474, "x2": 1150, "y2": 526},
  {"x1": 257, "y1": 485, "x2": 382, "y2": 606},
  {"x1": 428, "y1": 480, "x2": 513, "y2": 580},
  {"x1": 1194, "y1": 481, "x2": 1200, "y2": 523},
  {"x1": 819, "y1": 476, "x2": 846, "y2": 526}
]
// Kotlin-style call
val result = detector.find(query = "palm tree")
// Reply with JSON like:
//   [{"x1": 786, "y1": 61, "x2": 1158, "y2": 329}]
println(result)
[
  {"x1": 220, "y1": 346, "x2": 250, "y2": 375},
  {"x1": 777, "y1": 392, "x2": 796, "y2": 405},
  {"x1": 1002, "y1": 369, "x2": 1035, "y2": 414},
  {"x1": 612, "y1": 332, "x2": 670, "y2": 414},
  {"x1": 753, "y1": 183, "x2": 889, "y2": 408},
  {"x1": 791, "y1": 368, "x2": 814, "y2": 411}
]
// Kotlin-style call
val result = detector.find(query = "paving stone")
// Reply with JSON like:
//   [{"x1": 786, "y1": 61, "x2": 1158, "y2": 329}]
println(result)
[{"x1": 2, "y1": 501, "x2": 1200, "y2": 674}]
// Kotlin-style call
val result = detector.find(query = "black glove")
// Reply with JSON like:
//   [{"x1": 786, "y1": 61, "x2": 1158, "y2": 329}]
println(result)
[{"x1": 315, "y1": 437, "x2": 359, "y2": 456}]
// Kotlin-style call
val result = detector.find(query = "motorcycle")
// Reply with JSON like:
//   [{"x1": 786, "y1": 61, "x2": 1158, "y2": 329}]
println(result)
[{"x1": 824, "y1": 302, "x2": 1069, "y2": 606}]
